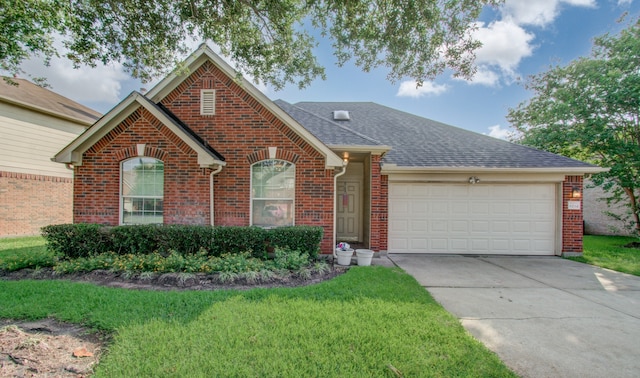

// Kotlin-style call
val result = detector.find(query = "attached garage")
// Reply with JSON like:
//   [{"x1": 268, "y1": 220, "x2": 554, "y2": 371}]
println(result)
[{"x1": 389, "y1": 182, "x2": 557, "y2": 255}]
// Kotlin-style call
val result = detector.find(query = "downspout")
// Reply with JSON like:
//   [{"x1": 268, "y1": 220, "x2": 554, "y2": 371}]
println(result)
[
  {"x1": 333, "y1": 162, "x2": 348, "y2": 258},
  {"x1": 209, "y1": 165, "x2": 223, "y2": 226}
]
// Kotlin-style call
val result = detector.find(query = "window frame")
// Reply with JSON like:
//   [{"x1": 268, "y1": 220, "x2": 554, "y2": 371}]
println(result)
[
  {"x1": 250, "y1": 159, "x2": 295, "y2": 228},
  {"x1": 120, "y1": 157, "x2": 165, "y2": 225}
]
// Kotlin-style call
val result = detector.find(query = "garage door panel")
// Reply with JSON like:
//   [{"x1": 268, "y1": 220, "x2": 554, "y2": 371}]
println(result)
[{"x1": 389, "y1": 183, "x2": 556, "y2": 255}]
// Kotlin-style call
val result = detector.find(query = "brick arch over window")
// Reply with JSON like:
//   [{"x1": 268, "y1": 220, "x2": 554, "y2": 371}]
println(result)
[
  {"x1": 114, "y1": 145, "x2": 167, "y2": 162},
  {"x1": 246, "y1": 148, "x2": 300, "y2": 165}
]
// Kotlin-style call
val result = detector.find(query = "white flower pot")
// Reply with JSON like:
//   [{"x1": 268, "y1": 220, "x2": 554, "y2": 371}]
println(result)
[
  {"x1": 356, "y1": 249, "x2": 374, "y2": 266},
  {"x1": 335, "y1": 248, "x2": 354, "y2": 266}
]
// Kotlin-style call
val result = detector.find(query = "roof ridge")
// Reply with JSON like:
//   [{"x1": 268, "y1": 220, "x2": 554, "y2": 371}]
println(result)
[{"x1": 277, "y1": 100, "x2": 385, "y2": 146}]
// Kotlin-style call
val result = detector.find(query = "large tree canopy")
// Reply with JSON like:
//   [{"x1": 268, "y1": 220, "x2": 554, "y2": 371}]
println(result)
[
  {"x1": 508, "y1": 18, "x2": 640, "y2": 232},
  {"x1": 0, "y1": 0, "x2": 500, "y2": 89}
]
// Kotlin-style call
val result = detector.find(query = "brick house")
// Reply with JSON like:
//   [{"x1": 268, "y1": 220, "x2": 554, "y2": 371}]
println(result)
[
  {"x1": 0, "y1": 78, "x2": 101, "y2": 237},
  {"x1": 54, "y1": 45, "x2": 605, "y2": 255}
]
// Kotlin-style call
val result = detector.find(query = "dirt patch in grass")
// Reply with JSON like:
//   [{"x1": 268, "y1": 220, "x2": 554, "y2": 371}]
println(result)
[
  {"x1": 0, "y1": 319, "x2": 105, "y2": 377},
  {"x1": 0, "y1": 265, "x2": 347, "y2": 376},
  {"x1": 623, "y1": 241, "x2": 640, "y2": 249}
]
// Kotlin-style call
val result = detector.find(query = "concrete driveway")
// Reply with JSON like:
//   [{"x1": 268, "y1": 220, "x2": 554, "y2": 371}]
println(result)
[{"x1": 388, "y1": 255, "x2": 640, "y2": 378}]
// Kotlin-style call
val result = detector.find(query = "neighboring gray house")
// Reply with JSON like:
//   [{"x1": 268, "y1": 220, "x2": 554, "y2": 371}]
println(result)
[
  {"x1": 0, "y1": 78, "x2": 101, "y2": 237},
  {"x1": 584, "y1": 180, "x2": 634, "y2": 236}
]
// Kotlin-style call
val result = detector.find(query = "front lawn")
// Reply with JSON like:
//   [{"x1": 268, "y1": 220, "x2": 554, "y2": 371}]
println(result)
[
  {"x1": 0, "y1": 266, "x2": 515, "y2": 377},
  {"x1": 569, "y1": 235, "x2": 640, "y2": 276}
]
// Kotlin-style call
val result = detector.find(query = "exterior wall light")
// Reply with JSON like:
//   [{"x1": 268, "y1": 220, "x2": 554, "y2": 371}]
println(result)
[
  {"x1": 342, "y1": 151, "x2": 350, "y2": 164},
  {"x1": 468, "y1": 176, "x2": 480, "y2": 184},
  {"x1": 571, "y1": 186, "x2": 582, "y2": 199}
]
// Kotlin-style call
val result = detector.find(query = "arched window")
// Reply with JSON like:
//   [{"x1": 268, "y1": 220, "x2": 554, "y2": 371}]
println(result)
[
  {"x1": 121, "y1": 157, "x2": 164, "y2": 224},
  {"x1": 251, "y1": 159, "x2": 295, "y2": 227}
]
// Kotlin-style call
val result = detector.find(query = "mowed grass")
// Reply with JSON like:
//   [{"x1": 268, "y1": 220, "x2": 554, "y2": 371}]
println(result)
[
  {"x1": 0, "y1": 240, "x2": 517, "y2": 378},
  {"x1": 0, "y1": 236, "x2": 54, "y2": 271},
  {"x1": 569, "y1": 235, "x2": 640, "y2": 276}
]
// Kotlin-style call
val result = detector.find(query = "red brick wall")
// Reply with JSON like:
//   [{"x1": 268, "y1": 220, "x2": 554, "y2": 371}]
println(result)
[
  {"x1": 0, "y1": 171, "x2": 73, "y2": 237},
  {"x1": 73, "y1": 61, "x2": 335, "y2": 253},
  {"x1": 562, "y1": 175, "x2": 584, "y2": 254},
  {"x1": 370, "y1": 155, "x2": 388, "y2": 252}
]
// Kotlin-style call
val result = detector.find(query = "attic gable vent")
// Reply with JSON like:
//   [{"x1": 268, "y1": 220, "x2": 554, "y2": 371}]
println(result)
[
  {"x1": 333, "y1": 110, "x2": 350, "y2": 121},
  {"x1": 200, "y1": 89, "x2": 216, "y2": 115}
]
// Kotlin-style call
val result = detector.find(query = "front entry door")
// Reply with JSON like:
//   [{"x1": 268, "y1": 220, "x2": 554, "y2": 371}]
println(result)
[{"x1": 337, "y1": 181, "x2": 362, "y2": 242}]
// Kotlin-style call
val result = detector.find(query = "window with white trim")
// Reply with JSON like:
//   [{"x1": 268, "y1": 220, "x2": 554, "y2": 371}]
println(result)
[
  {"x1": 200, "y1": 89, "x2": 216, "y2": 115},
  {"x1": 251, "y1": 159, "x2": 295, "y2": 227},
  {"x1": 121, "y1": 157, "x2": 164, "y2": 224}
]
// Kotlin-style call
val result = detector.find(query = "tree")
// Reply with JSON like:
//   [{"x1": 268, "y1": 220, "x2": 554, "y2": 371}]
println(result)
[
  {"x1": 1, "y1": 0, "x2": 500, "y2": 89},
  {"x1": 508, "y1": 18, "x2": 640, "y2": 233}
]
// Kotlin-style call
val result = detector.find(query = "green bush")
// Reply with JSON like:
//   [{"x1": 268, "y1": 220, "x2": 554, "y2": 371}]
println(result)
[
  {"x1": 211, "y1": 226, "x2": 268, "y2": 258},
  {"x1": 110, "y1": 225, "x2": 162, "y2": 256},
  {"x1": 42, "y1": 224, "x2": 322, "y2": 261},
  {"x1": 159, "y1": 225, "x2": 215, "y2": 255},
  {"x1": 267, "y1": 226, "x2": 323, "y2": 259},
  {"x1": 41, "y1": 224, "x2": 112, "y2": 259},
  {"x1": 271, "y1": 247, "x2": 311, "y2": 271}
]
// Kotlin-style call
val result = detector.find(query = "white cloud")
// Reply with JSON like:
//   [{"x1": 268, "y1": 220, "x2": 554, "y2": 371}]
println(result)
[
  {"x1": 486, "y1": 124, "x2": 511, "y2": 140},
  {"x1": 396, "y1": 80, "x2": 448, "y2": 98},
  {"x1": 20, "y1": 55, "x2": 129, "y2": 105},
  {"x1": 501, "y1": 0, "x2": 596, "y2": 27},
  {"x1": 464, "y1": 67, "x2": 501, "y2": 86},
  {"x1": 474, "y1": 20, "x2": 535, "y2": 74}
]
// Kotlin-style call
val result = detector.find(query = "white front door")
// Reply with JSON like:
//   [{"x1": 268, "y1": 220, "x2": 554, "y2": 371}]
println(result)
[
  {"x1": 388, "y1": 183, "x2": 556, "y2": 255},
  {"x1": 337, "y1": 181, "x2": 362, "y2": 242}
]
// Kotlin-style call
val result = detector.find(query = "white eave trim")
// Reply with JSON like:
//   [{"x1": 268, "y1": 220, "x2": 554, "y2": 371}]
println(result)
[
  {"x1": 145, "y1": 44, "x2": 343, "y2": 169},
  {"x1": 380, "y1": 164, "x2": 609, "y2": 175},
  {"x1": 329, "y1": 145, "x2": 392, "y2": 155},
  {"x1": 53, "y1": 92, "x2": 226, "y2": 168}
]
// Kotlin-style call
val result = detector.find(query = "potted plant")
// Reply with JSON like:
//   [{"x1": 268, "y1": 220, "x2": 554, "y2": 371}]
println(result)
[{"x1": 334, "y1": 242, "x2": 354, "y2": 266}]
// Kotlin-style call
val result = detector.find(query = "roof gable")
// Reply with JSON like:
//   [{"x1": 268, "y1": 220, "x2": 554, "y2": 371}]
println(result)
[
  {"x1": 146, "y1": 45, "x2": 343, "y2": 168},
  {"x1": 53, "y1": 92, "x2": 225, "y2": 168}
]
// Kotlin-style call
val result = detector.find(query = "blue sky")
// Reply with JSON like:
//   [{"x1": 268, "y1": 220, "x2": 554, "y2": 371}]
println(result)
[{"x1": 19, "y1": 0, "x2": 640, "y2": 139}]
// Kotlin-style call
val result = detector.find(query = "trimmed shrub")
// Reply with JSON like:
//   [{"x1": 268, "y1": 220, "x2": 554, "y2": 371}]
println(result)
[
  {"x1": 267, "y1": 226, "x2": 323, "y2": 259},
  {"x1": 41, "y1": 223, "x2": 112, "y2": 259},
  {"x1": 110, "y1": 225, "x2": 163, "y2": 256},
  {"x1": 159, "y1": 225, "x2": 215, "y2": 256},
  {"x1": 42, "y1": 224, "x2": 322, "y2": 261},
  {"x1": 211, "y1": 226, "x2": 268, "y2": 258}
]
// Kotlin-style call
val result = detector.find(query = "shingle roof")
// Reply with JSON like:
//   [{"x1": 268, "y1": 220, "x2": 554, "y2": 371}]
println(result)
[
  {"x1": 289, "y1": 101, "x2": 597, "y2": 169},
  {"x1": 0, "y1": 77, "x2": 101, "y2": 125},
  {"x1": 274, "y1": 100, "x2": 383, "y2": 147}
]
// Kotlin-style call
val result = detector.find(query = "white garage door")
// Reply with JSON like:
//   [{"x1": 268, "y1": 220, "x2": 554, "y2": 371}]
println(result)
[{"x1": 389, "y1": 183, "x2": 556, "y2": 255}]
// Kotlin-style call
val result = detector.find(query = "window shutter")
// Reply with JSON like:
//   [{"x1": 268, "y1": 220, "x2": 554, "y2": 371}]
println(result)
[{"x1": 200, "y1": 89, "x2": 216, "y2": 115}]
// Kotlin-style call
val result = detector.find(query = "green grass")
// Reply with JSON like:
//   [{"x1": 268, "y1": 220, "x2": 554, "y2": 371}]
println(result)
[
  {"x1": 0, "y1": 265, "x2": 516, "y2": 377},
  {"x1": 569, "y1": 235, "x2": 640, "y2": 276},
  {"x1": 0, "y1": 236, "x2": 55, "y2": 271}
]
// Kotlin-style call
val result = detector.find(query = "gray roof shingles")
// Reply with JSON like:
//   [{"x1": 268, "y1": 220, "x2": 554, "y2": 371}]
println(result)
[{"x1": 283, "y1": 101, "x2": 596, "y2": 169}]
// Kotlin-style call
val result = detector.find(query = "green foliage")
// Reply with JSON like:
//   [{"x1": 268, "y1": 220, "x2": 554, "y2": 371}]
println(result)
[
  {"x1": 1, "y1": 0, "x2": 499, "y2": 88},
  {"x1": 271, "y1": 247, "x2": 311, "y2": 271},
  {"x1": 508, "y1": 18, "x2": 640, "y2": 232},
  {"x1": 268, "y1": 226, "x2": 323, "y2": 259},
  {"x1": 41, "y1": 224, "x2": 111, "y2": 259},
  {"x1": 110, "y1": 225, "x2": 162, "y2": 256},
  {"x1": 211, "y1": 226, "x2": 268, "y2": 258},
  {"x1": 0, "y1": 236, "x2": 55, "y2": 271},
  {"x1": 42, "y1": 224, "x2": 322, "y2": 261},
  {"x1": 158, "y1": 225, "x2": 215, "y2": 256}
]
